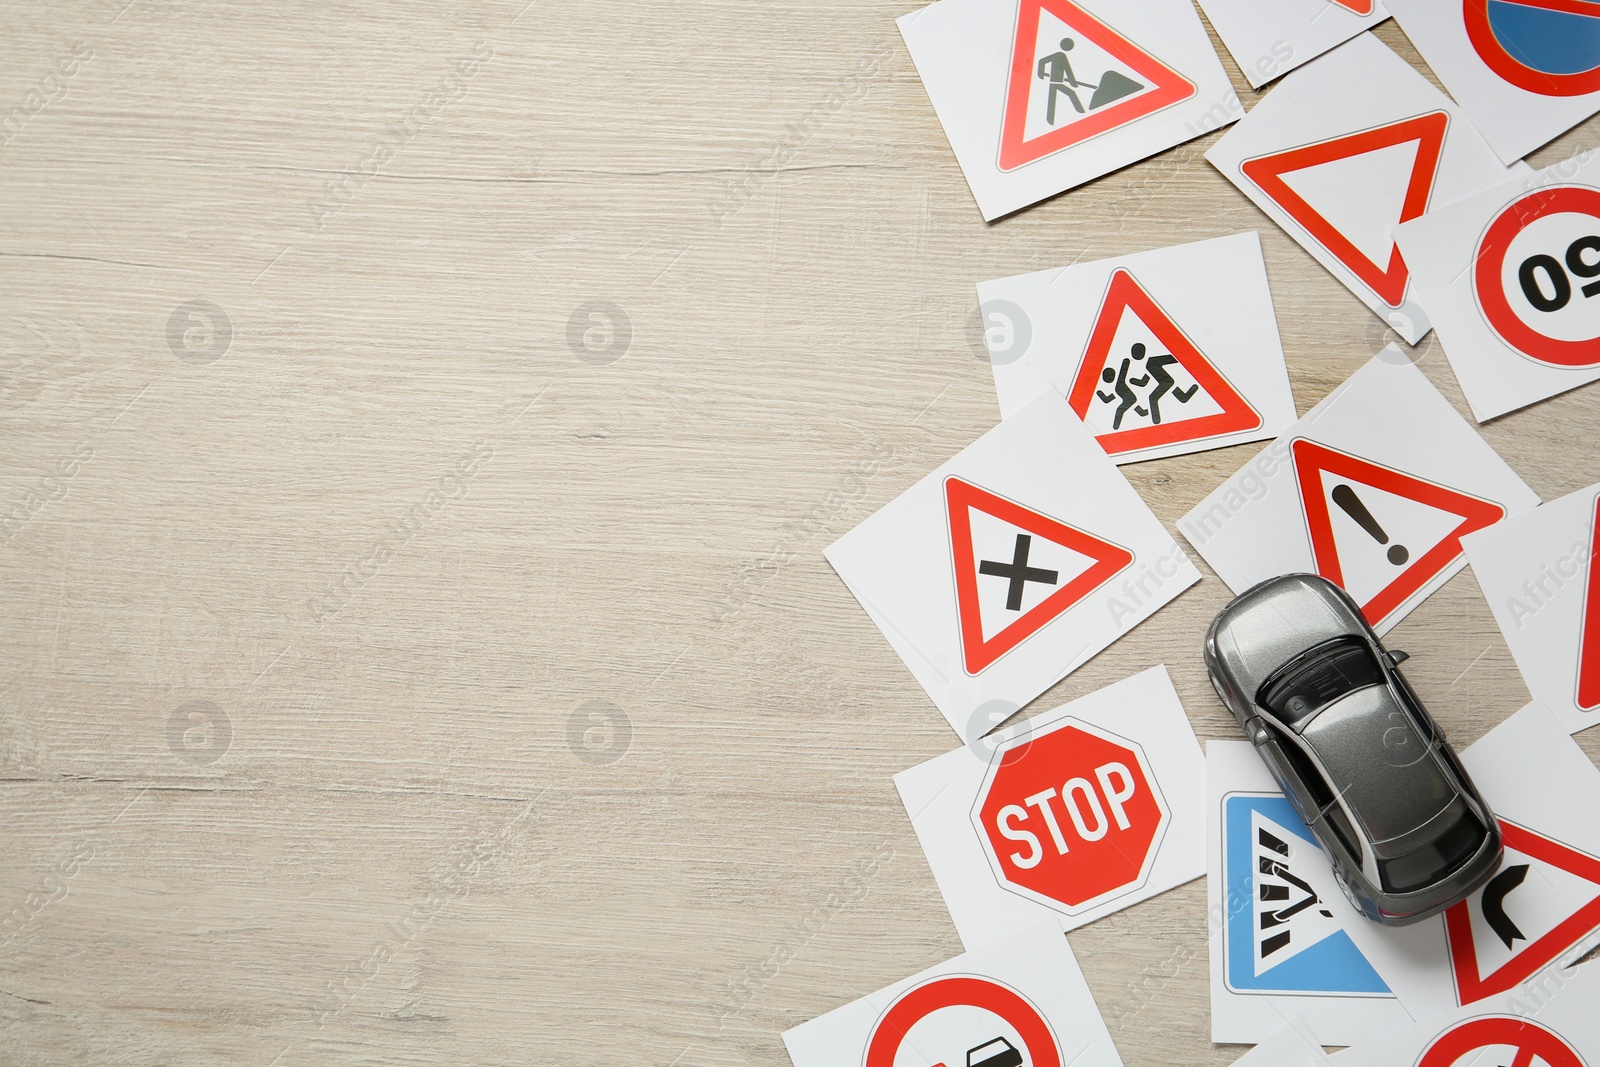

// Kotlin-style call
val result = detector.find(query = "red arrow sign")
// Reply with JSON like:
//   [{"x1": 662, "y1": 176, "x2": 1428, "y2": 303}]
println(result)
[
  {"x1": 1240, "y1": 111, "x2": 1449, "y2": 308},
  {"x1": 973, "y1": 718, "x2": 1168, "y2": 912},
  {"x1": 1444, "y1": 821, "x2": 1600, "y2": 1005}
]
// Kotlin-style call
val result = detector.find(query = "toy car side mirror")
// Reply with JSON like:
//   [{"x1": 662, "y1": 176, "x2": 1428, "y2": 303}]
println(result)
[{"x1": 1387, "y1": 649, "x2": 1409, "y2": 666}]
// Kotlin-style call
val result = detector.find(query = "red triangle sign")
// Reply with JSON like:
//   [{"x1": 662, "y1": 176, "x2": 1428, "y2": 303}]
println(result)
[
  {"x1": 1066, "y1": 269, "x2": 1262, "y2": 456},
  {"x1": 1444, "y1": 821, "x2": 1600, "y2": 1004},
  {"x1": 1291, "y1": 439, "x2": 1506, "y2": 627},
  {"x1": 946, "y1": 476, "x2": 1133, "y2": 675},
  {"x1": 1240, "y1": 111, "x2": 1449, "y2": 308},
  {"x1": 1327, "y1": 0, "x2": 1375, "y2": 14},
  {"x1": 998, "y1": 0, "x2": 1196, "y2": 172},
  {"x1": 1576, "y1": 494, "x2": 1600, "y2": 710}
]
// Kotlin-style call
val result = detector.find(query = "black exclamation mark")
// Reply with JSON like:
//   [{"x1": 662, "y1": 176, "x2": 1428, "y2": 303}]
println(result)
[{"x1": 1331, "y1": 484, "x2": 1409, "y2": 566}]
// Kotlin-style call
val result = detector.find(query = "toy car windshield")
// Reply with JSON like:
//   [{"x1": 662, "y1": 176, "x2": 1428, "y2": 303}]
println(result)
[{"x1": 1258, "y1": 636, "x2": 1385, "y2": 727}]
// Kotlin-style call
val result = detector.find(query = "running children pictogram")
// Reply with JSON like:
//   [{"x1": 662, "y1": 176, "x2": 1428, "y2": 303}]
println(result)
[{"x1": 1067, "y1": 269, "x2": 1261, "y2": 455}]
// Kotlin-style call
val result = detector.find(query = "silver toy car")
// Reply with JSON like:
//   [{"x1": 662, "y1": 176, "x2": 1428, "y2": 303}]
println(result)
[{"x1": 1205, "y1": 574, "x2": 1502, "y2": 926}]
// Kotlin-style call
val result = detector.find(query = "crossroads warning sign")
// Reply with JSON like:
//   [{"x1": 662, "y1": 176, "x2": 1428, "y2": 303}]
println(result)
[
  {"x1": 946, "y1": 476, "x2": 1133, "y2": 674},
  {"x1": 864, "y1": 975, "x2": 1061, "y2": 1067},
  {"x1": 1290, "y1": 439, "x2": 1507, "y2": 628},
  {"x1": 1067, "y1": 269, "x2": 1261, "y2": 456},
  {"x1": 1577, "y1": 493, "x2": 1600, "y2": 711},
  {"x1": 1240, "y1": 111, "x2": 1450, "y2": 308},
  {"x1": 998, "y1": 0, "x2": 1196, "y2": 171},
  {"x1": 1444, "y1": 821, "x2": 1600, "y2": 1005}
]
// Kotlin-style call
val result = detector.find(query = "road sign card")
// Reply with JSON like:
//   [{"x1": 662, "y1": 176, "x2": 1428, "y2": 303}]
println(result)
[
  {"x1": 1194, "y1": 0, "x2": 1388, "y2": 90},
  {"x1": 1299, "y1": 703, "x2": 1600, "y2": 1021},
  {"x1": 1227, "y1": 1021, "x2": 1333, "y2": 1067},
  {"x1": 781, "y1": 921, "x2": 1123, "y2": 1067},
  {"x1": 1327, "y1": 949, "x2": 1600, "y2": 1067},
  {"x1": 898, "y1": 0, "x2": 1236, "y2": 220},
  {"x1": 827, "y1": 391, "x2": 1199, "y2": 740},
  {"x1": 895, "y1": 667, "x2": 1205, "y2": 947},
  {"x1": 1207, "y1": 33, "x2": 1527, "y2": 344},
  {"x1": 1384, "y1": 0, "x2": 1600, "y2": 164},
  {"x1": 1207, "y1": 741, "x2": 1414, "y2": 1046},
  {"x1": 1179, "y1": 353, "x2": 1539, "y2": 634},
  {"x1": 1393, "y1": 151, "x2": 1600, "y2": 422},
  {"x1": 979, "y1": 232, "x2": 1297, "y2": 464},
  {"x1": 1463, "y1": 481, "x2": 1600, "y2": 735}
]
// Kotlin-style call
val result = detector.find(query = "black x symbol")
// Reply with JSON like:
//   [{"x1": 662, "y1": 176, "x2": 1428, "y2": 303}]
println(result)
[{"x1": 978, "y1": 534, "x2": 1059, "y2": 611}]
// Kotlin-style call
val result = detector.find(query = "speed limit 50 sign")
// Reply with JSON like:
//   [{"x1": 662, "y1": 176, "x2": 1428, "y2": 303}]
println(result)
[
  {"x1": 1394, "y1": 154, "x2": 1600, "y2": 422},
  {"x1": 1474, "y1": 185, "x2": 1600, "y2": 368}
]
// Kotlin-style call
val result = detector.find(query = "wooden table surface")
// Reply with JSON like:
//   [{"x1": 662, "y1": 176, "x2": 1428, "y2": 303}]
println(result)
[{"x1": 2, "y1": 2, "x2": 1597, "y2": 1064}]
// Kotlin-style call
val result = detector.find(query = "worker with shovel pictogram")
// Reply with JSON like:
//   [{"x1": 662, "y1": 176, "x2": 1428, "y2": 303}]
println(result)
[{"x1": 1036, "y1": 38, "x2": 1145, "y2": 125}]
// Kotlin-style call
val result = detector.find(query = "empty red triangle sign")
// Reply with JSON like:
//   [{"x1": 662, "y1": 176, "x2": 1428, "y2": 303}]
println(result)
[
  {"x1": 1291, "y1": 440, "x2": 1506, "y2": 627},
  {"x1": 1444, "y1": 821, "x2": 1600, "y2": 1004},
  {"x1": 1577, "y1": 494, "x2": 1600, "y2": 710},
  {"x1": 998, "y1": 0, "x2": 1196, "y2": 172},
  {"x1": 1240, "y1": 111, "x2": 1449, "y2": 308},
  {"x1": 1067, "y1": 269, "x2": 1261, "y2": 456},
  {"x1": 946, "y1": 477, "x2": 1132, "y2": 674}
]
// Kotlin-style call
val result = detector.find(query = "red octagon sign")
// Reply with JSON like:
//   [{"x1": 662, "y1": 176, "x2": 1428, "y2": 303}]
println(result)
[{"x1": 972, "y1": 717, "x2": 1168, "y2": 913}]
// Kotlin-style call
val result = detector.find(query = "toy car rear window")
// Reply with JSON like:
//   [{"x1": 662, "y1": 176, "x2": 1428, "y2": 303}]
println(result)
[
  {"x1": 1258, "y1": 637, "x2": 1385, "y2": 726},
  {"x1": 1380, "y1": 801, "x2": 1485, "y2": 893}
]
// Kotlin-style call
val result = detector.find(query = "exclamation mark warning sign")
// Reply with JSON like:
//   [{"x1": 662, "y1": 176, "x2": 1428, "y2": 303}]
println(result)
[
  {"x1": 1331, "y1": 484, "x2": 1409, "y2": 567},
  {"x1": 1291, "y1": 439, "x2": 1508, "y2": 629}
]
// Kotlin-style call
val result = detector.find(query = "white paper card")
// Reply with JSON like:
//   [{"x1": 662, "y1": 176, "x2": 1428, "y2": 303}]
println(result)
[
  {"x1": 1207, "y1": 740, "x2": 1415, "y2": 1046},
  {"x1": 898, "y1": 0, "x2": 1238, "y2": 220},
  {"x1": 1300, "y1": 703, "x2": 1600, "y2": 1021},
  {"x1": 980, "y1": 232, "x2": 1297, "y2": 463},
  {"x1": 828, "y1": 390, "x2": 1199, "y2": 739},
  {"x1": 1206, "y1": 33, "x2": 1527, "y2": 344},
  {"x1": 1463, "y1": 483, "x2": 1600, "y2": 736},
  {"x1": 896, "y1": 666, "x2": 1205, "y2": 948},
  {"x1": 1393, "y1": 152, "x2": 1600, "y2": 422},
  {"x1": 1229, "y1": 1020, "x2": 1334, "y2": 1067},
  {"x1": 1385, "y1": 0, "x2": 1600, "y2": 164},
  {"x1": 1195, "y1": 0, "x2": 1388, "y2": 90},
  {"x1": 781, "y1": 922, "x2": 1123, "y2": 1067},
  {"x1": 1178, "y1": 353, "x2": 1540, "y2": 635},
  {"x1": 1329, "y1": 955, "x2": 1600, "y2": 1067}
]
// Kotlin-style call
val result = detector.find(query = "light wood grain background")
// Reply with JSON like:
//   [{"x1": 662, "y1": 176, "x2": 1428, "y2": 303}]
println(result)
[{"x1": 1, "y1": 2, "x2": 1597, "y2": 1064}]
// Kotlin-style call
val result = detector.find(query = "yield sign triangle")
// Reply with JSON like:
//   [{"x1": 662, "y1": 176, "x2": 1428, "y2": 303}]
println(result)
[
  {"x1": 945, "y1": 476, "x2": 1133, "y2": 674},
  {"x1": 1240, "y1": 111, "x2": 1450, "y2": 308},
  {"x1": 1291, "y1": 439, "x2": 1506, "y2": 627},
  {"x1": 1577, "y1": 493, "x2": 1600, "y2": 710},
  {"x1": 1444, "y1": 821, "x2": 1600, "y2": 1004},
  {"x1": 998, "y1": 0, "x2": 1196, "y2": 172},
  {"x1": 1066, "y1": 269, "x2": 1262, "y2": 456}
]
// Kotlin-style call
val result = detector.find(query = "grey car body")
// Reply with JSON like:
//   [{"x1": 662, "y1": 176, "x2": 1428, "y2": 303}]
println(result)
[{"x1": 1205, "y1": 574, "x2": 1502, "y2": 926}]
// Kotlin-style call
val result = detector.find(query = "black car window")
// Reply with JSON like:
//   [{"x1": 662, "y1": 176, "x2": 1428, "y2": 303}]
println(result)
[
  {"x1": 1265, "y1": 722, "x2": 1335, "y2": 810},
  {"x1": 1380, "y1": 802, "x2": 1485, "y2": 893},
  {"x1": 1258, "y1": 637, "x2": 1386, "y2": 726}
]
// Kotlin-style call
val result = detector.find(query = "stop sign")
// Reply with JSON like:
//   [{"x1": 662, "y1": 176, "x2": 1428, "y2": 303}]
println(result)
[{"x1": 972, "y1": 717, "x2": 1168, "y2": 913}]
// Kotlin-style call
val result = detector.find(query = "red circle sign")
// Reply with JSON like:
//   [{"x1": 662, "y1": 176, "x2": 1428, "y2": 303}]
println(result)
[
  {"x1": 973, "y1": 719, "x2": 1167, "y2": 913},
  {"x1": 863, "y1": 975, "x2": 1061, "y2": 1067},
  {"x1": 1463, "y1": 0, "x2": 1600, "y2": 98},
  {"x1": 1474, "y1": 185, "x2": 1600, "y2": 368},
  {"x1": 1416, "y1": 1016, "x2": 1584, "y2": 1067}
]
